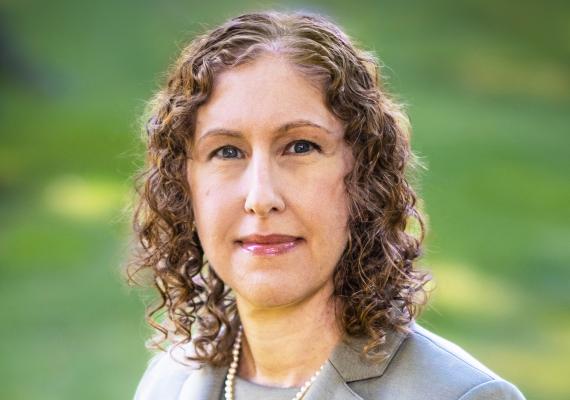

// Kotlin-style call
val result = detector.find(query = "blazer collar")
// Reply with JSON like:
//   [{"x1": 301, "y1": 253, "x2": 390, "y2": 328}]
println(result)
[
  {"x1": 329, "y1": 323, "x2": 409, "y2": 383},
  {"x1": 178, "y1": 362, "x2": 227, "y2": 399},
  {"x1": 306, "y1": 324, "x2": 409, "y2": 399},
  {"x1": 177, "y1": 323, "x2": 409, "y2": 400}
]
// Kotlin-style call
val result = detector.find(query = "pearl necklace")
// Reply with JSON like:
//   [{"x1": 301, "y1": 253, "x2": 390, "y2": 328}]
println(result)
[{"x1": 224, "y1": 326, "x2": 325, "y2": 400}]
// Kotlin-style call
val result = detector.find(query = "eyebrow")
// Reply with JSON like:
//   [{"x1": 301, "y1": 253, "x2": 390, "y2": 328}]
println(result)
[{"x1": 196, "y1": 119, "x2": 333, "y2": 144}]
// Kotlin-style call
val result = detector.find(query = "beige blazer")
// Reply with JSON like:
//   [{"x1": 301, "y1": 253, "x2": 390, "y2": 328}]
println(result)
[{"x1": 134, "y1": 322, "x2": 525, "y2": 399}]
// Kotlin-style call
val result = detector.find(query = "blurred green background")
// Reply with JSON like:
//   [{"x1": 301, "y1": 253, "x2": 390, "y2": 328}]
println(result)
[{"x1": 1, "y1": 0, "x2": 568, "y2": 398}]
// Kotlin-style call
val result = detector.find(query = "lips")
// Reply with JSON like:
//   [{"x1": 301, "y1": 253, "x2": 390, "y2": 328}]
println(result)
[{"x1": 236, "y1": 234, "x2": 302, "y2": 256}]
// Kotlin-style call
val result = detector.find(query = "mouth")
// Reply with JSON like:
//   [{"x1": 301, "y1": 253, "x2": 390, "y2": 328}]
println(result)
[{"x1": 236, "y1": 238, "x2": 303, "y2": 256}]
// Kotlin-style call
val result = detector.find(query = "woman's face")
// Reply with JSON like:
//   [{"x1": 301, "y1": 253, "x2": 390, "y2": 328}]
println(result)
[{"x1": 187, "y1": 54, "x2": 354, "y2": 309}]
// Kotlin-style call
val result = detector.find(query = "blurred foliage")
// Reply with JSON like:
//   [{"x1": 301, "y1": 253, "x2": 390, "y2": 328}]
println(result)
[{"x1": 0, "y1": 0, "x2": 568, "y2": 399}]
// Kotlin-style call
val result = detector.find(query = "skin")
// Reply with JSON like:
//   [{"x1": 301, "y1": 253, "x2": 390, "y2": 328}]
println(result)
[{"x1": 186, "y1": 53, "x2": 354, "y2": 387}]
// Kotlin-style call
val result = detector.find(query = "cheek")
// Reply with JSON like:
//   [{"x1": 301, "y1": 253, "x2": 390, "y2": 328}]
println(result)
[
  {"x1": 189, "y1": 169, "x2": 235, "y2": 240},
  {"x1": 301, "y1": 163, "x2": 350, "y2": 236}
]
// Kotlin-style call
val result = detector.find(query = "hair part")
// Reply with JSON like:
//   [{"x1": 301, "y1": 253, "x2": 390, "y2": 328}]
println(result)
[{"x1": 126, "y1": 10, "x2": 431, "y2": 367}]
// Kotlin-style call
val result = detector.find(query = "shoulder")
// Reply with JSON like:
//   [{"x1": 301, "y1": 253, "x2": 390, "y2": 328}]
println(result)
[
  {"x1": 395, "y1": 323, "x2": 525, "y2": 399},
  {"x1": 402, "y1": 322, "x2": 501, "y2": 381},
  {"x1": 133, "y1": 344, "x2": 197, "y2": 400},
  {"x1": 348, "y1": 322, "x2": 525, "y2": 399}
]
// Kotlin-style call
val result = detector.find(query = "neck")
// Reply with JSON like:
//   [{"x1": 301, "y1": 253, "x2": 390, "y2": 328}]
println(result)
[{"x1": 235, "y1": 284, "x2": 342, "y2": 388}]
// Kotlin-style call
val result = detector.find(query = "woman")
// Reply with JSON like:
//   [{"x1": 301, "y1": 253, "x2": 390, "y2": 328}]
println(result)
[{"x1": 128, "y1": 11, "x2": 525, "y2": 400}]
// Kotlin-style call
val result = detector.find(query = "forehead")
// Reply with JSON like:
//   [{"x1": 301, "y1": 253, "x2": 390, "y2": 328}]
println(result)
[{"x1": 194, "y1": 54, "x2": 343, "y2": 139}]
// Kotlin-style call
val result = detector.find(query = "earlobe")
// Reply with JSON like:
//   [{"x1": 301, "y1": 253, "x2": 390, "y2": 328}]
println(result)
[
  {"x1": 184, "y1": 161, "x2": 194, "y2": 199},
  {"x1": 185, "y1": 158, "x2": 193, "y2": 178},
  {"x1": 343, "y1": 145, "x2": 356, "y2": 174}
]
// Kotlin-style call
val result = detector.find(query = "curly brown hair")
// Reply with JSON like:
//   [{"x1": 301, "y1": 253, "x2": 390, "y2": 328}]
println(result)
[{"x1": 127, "y1": 10, "x2": 431, "y2": 367}]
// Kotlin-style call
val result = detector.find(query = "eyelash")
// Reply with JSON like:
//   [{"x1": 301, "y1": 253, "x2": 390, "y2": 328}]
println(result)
[{"x1": 209, "y1": 140, "x2": 321, "y2": 160}]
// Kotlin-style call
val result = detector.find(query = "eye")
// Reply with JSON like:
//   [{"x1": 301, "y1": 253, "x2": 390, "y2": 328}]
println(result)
[
  {"x1": 285, "y1": 140, "x2": 321, "y2": 155},
  {"x1": 211, "y1": 145, "x2": 243, "y2": 160}
]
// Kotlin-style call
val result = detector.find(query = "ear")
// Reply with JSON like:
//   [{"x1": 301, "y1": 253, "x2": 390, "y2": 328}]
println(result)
[{"x1": 342, "y1": 143, "x2": 356, "y2": 175}]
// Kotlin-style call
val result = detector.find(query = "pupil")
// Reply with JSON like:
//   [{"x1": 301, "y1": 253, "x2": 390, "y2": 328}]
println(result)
[
  {"x1": 223, "y1": 147, "x2": 237, "y2": 158},
  {"x1": 295, "y1": 142, "x2": 309, "y2": 153}
]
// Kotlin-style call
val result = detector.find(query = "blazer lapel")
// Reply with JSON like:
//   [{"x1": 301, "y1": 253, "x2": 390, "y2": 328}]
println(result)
[
  {"x1": 303, "y1": 360, "x2": 364, "y2": 400},
  {"x1": 329, "y1": 325, "x2": 409, "y2": 383},
  {"x1": 178, "y1": 363, "x2": 228, "y2": 400},
  {"x1": 304, "y1": 325, "x2": 408, "y2": 400}
]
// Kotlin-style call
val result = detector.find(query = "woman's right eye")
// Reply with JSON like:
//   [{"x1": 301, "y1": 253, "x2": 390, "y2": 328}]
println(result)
[{"x1": 211, "y1": 145, "x2": 243, "y2": 160}]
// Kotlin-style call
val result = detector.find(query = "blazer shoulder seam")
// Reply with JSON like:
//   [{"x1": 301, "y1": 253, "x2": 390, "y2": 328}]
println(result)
[
  {"x1": 456, "y1": 379, "x2": 511, "y2": 400},
  {"x1": 410, "y1": 329, "x2": 496, "y2": 381}
]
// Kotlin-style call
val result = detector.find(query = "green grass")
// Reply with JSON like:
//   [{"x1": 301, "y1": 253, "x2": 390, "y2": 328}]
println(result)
[{"x1": 1, "y1": 0, "x2": 568, "y2": 398}]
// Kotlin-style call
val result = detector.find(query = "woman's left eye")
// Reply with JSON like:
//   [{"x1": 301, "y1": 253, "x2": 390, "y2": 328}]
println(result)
[{"x1": 285, "y1": 140, "x2": 321, "y2": 155}]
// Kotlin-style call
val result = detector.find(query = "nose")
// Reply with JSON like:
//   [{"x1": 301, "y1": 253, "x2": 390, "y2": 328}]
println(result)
[{"x1": 243, "y1": 154, "x2": 285, "y2": 217}]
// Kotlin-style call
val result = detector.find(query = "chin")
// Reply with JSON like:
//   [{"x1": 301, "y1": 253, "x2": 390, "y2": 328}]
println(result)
[
  {"x1": 235, "y1": 275, "x2": 333, "y2": 310},
  {"x1": 236, "y1": 282, "x2": 308, "y2": 309}
]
